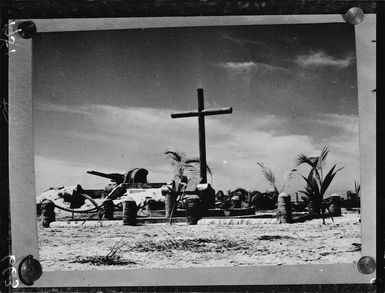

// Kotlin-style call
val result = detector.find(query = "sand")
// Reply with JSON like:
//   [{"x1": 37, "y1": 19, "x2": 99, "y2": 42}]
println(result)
[{"x1": 38, "y1": 212, "x2": 361, "y2": 271}]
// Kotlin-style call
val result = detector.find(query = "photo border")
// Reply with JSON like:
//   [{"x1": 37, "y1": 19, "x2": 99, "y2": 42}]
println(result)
[{"x1": 9, "y1": 14, "x2": 376, "y2": 288}]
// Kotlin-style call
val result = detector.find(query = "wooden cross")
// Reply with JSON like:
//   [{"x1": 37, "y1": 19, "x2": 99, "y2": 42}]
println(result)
[{"x1": 171, "y1": 88, "x2": 232, "y2": 183}]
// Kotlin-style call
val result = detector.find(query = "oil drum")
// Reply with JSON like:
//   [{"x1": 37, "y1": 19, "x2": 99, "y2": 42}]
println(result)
[
  {"x1": 277, "y1": 193, "x2": 292, "y2": 223},
  {"x1": 186, "y1": 195, "x2": 201, "y2": 225},
  {"x1": 123, "y1": 200, "x2": 137, "y2": 226},
  {"x1": 41, "y1": 200, "x2": 55, "y2": 228},
  {"x1": 329, "y1": 195, "x2": 341, "y2": 217},
  {"x1": 103, "y1": 199, "x2": 114, "y2": 220}
]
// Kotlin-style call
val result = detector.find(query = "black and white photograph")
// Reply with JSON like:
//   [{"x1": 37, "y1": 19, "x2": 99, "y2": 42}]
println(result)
[{"x1": 31, "y1": 22, "x2": 365, "y2": 272}]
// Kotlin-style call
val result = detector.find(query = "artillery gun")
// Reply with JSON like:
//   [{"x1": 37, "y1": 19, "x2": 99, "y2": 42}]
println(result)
[
  {"x1": 37, "y1": 168, "x2": 166, "y2": 216},
  {"x1": 38, "y1": 167, "x2": 216, "y2": 226},
  {"x1": 87, "y1": 168, "x2": 165, "y2": 188}
]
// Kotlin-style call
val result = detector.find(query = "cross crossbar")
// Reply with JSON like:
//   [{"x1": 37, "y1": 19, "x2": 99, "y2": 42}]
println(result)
[{"x1": 171, "y1": 107, "x2": 232, "y2": 118}]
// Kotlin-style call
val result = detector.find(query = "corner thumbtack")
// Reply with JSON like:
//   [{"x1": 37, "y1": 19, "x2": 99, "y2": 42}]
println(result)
[
  {"x1": 342, "y1": 7, "x2": 365, "y2": 25},
  {"x1": 16, "y1": 21, "x2": 37, "y2": 39},
  {"x1": 18, "y1": 255, "x2": 42, "y2": 285},
  {"x1": 357, "y1": 256, "x2": 376, "y2": 274}
]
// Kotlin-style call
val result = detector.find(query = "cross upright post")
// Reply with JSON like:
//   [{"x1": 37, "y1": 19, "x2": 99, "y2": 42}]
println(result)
[{"x1": 171, "y1": 88, "x2": 232, "y2": 183}]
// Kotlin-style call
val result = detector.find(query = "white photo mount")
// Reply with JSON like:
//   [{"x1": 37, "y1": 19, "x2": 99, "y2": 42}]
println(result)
[{"x1": 9, "y1": 15, "x2": 376, "y2": 288}]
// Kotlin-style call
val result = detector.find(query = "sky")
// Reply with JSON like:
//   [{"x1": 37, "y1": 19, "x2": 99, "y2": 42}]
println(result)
[{"x1": 32, "y1": 23, "x2": 359, "y2": 197}]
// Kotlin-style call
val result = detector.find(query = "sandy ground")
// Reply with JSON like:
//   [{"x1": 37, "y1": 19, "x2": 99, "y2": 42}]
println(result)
[{"x1": 38, "y1": 212, "x2": 361, "y2": 271}]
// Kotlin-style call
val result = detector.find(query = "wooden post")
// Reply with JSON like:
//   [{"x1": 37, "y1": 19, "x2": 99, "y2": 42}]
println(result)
[
  {"x1": 171, "y1": 89, "x2": 232, "y2": 184},
  {"x1": 277, "y1": 193, "x2": 292, "y2": 223},
  {"x1": 197, "y1": 89, "x2": 207, "y2": 183}
]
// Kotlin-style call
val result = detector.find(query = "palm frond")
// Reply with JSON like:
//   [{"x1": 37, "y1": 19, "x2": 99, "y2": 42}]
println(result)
[
  {"x1": 165, "y1": 148, "x2": 213, "y2": 183},
  {"x1": 164, "y1": 149, "x2": 185, "y2": 164},
  {"x1": 185, "y1": 157, "x2": 213, "y2": 177},
  {"x1": 296, "y1": 154, "x2": 318, "y2": 168},
  {"x1": 313, "y1": 167, "x2": 322, "y2": 186},
  {"x1": 258, "y1": 162, "x2": 278, "y2": 193},
  {"x1": 317, "y1": 146, "x2": 329, "y2": 169},
  {"x1": 299, "y1": 188, "x2": 315, "y2": 200},
  {"x1": 302, "y1": 175, "x2": 321, "y2": 199},
  {"x1": 320, "y1": 165, "x2": 343, "y2": 197},
  {"x1": 319, "y1": 165, "x2": 336, "y2": 196}
]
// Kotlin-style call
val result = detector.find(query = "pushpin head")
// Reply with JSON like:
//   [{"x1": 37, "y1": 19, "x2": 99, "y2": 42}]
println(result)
[
  {"x1": 343, "y1": 7, "x2": 365, "y2": 25},
  {"x1": 17, "y1": 21, "x2": 37, "y2": 39},
  {"x1": 357, "y1": 256, "x2": 376, "y2": 274},
  {"x1": 18, "y1": 255, "x2": 42, "y2": 285}
]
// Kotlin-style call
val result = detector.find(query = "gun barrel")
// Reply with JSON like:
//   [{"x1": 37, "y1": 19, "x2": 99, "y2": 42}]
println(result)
[{"x1": 87, "y1": 171, "x2": 124, "y2": 183}]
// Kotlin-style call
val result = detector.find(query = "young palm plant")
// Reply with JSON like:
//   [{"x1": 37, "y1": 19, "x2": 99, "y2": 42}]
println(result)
[
  {"x1": 257, "y1": 162, "x2": 297, "y2": 204},
  {"x1": 164, "y1": 147, "x2": 213, "y2": 222},
  {"x1": 297, "y1": 146, "x2": 343, "y2": 224},
  {"x1": 164, "y1": 147, "x2": 212, "y2": 182}
]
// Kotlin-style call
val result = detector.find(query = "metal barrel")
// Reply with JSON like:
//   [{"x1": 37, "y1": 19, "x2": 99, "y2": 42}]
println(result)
[
  {"x1": 186, "y1": 195, "x2": 201, "y2": 225},
  {"x1": 277, "y1": 193, "x2": 292, "y2": 223},
  {"x1": 123, "y1": 200, "x2": 137, "y2": 226},
  {"x1": 41, "y1": 200, "x2": 55, "y2": 228},
  {"x1": 329, "y1": 195, "x2": 341, "y2": 217},
  {"x1": 87, "y1": 170, "x2": 125, "y2": 184},
  {"x1": 103, "y1": 199, "x2": 114, "y2": 220}
]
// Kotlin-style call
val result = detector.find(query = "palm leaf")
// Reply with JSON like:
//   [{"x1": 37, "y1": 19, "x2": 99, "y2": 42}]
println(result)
[
  {"x1": 307, "y1": 167, "x2": 316, "y2": 183},
  {"x1": 313, "y1": 167, "x2": 322, "y2": 186},
  {"x1": 257, "y1": 162, "x2": 278, "y2": 193},
  {"x1": 185, "y1": 158, "x2": 213, "y2": 177},
  {"x1": 299, "y1": 189, "x2": 316, "y2": 200},
  {"x1": 320, "y1": 165, "x2": 344, "y2": 196},
  {"x1": 302, "y1": 175, "x2": 321, "y2": 198},
  {"x1": 297, "y1": 146, "x2": 329, "y2": 171},
  {"x1": 164, "y1": 149, "x2": 185, "y2": 165},
  {"x1": 317, "y1": 146, "x2": 329, "y2": 169},
  {"x1": 296, "y1": 154, "x2": 318, "y2": 168},
  {"x1": 319, "y1": 165, "x2": 336, "y2": 197}
]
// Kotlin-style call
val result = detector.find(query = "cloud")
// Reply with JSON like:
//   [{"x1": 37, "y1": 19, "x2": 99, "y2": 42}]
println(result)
[
  {"x1": 35, "y1": 103, "x2": 94, "y2": 116},
  {"x1": 34, "y1": 155, "x2": 123, "y2": 195},
  {"x1": 296, "y1": 51, "x2": 354, "y2": 68},
  {"x1": 34, "y1": 103, "x2": 360, "y2": 194},
  {"x1": 315, "y1": 113, "x2": 358, "y2": 134},
  {"x1": 219, "y1": 61, "x2": 287, "y2": 73},
  {"x1": 222, "y1": 34, "x2": 266, "y2": 46}
]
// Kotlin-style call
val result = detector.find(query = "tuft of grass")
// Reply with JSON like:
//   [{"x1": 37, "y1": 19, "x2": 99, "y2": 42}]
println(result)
[
  {"x1": 72, "y1": 255, "x2": 137, "y2": 266},
  {"x1": 351, "y1": 242, "x2": 361, "y2": 252},
  {"x1": 128, "y1": 237, "x2": 242, "y2": 253},
  {"x1": 71, "y1": 236, "x2": 137, "y2": 266},
  {"x1": 258, "y1": 235, "x2": 295, "y2": 241}
]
